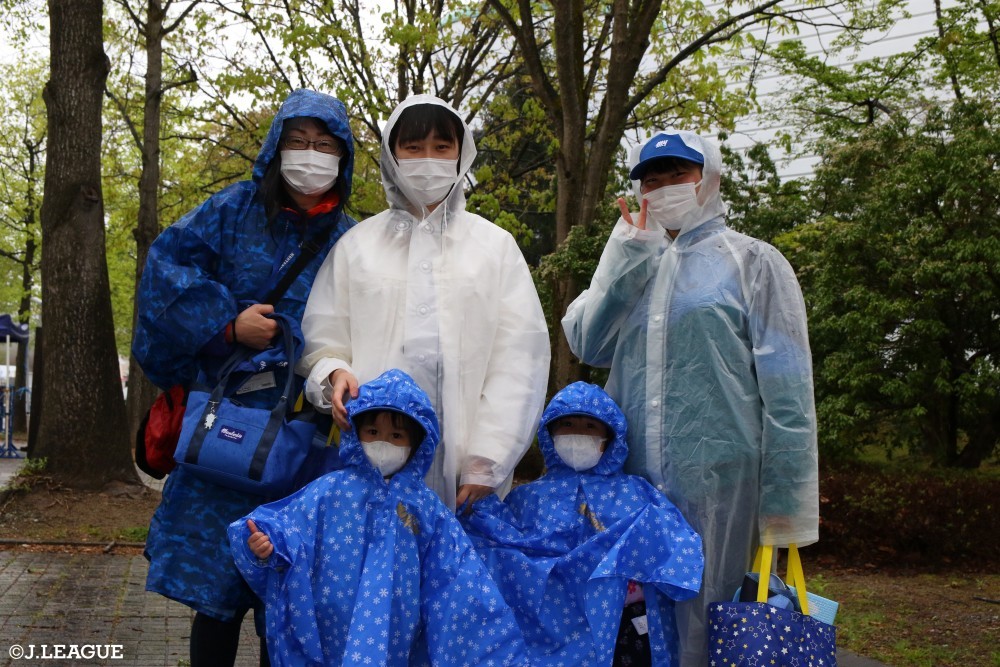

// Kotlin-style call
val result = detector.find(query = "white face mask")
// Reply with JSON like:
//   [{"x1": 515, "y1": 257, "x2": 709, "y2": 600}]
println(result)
[
  {"x1": 280, "y1": 150, "x2": 340, "y2": 197},
  {"x1": 643, "y1": 181, "x2": 703, "y2": 233},
  {"x1": 362, "y1": 440, "x2": 411, "y2": 477},
  {"x1": 553, "y1": 434, "x2": 606, "y2": 471},
  {"x1": 396, "y1": 158, "x2": 459, "y2": 207}
]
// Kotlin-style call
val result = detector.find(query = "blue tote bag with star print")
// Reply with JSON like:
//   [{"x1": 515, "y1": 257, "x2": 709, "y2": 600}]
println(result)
[{"x1": 707, "y1": 544, "x2": 837, "y2": 666}]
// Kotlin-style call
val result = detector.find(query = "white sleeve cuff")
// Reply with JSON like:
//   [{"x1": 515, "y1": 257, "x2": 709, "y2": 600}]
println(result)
[{"x1": 304, "y1": 357, "x2": 354, "y2": 412}]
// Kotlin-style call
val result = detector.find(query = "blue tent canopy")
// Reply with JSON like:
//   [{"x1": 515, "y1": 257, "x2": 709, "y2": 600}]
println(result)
[{"x1": 0, "y1": 315, "x2": 28, "y2": 343}]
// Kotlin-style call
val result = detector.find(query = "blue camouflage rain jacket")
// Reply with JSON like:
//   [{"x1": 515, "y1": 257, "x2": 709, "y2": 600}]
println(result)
[
  {"x1": 461, "y1": 382, "x2": 704, "y2": 667},
  {"x1": 133, "y1": 88, "x2": 356, "y2": 391},
  {"x1": 138, "y1": 89, "x2": 356, "y2": 623},
  {"x1": 229, "y1": 369, "x2": 530, "y2": 666}
]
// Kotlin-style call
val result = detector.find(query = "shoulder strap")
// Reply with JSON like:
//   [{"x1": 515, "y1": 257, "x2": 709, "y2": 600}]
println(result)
[{"x1": 260, "y1": 221, "x2": 335, "y2": 305}]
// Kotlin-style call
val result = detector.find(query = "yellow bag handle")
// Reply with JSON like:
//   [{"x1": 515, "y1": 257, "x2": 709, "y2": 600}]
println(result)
[
  {"x1": 294, "y1": 391, "x2": 340, "y2": 447},
  {"x1": 753, "y1": 543, "x2": 811, "y2": 616}
]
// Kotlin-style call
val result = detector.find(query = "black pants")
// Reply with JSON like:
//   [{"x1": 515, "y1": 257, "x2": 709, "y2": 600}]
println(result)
[
  {"x1": 190, "y1": 611, "x2": 271, "y2": 667},
  {"x1": 613, "y1": 601, "x2": 652, "y2": 666}
]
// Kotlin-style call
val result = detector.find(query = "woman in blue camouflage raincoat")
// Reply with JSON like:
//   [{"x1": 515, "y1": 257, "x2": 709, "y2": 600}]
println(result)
[
  {"x1": 133, "y1": 89, "x2": 356, "y2": 667},
  {"x1": 228, "y1": 369, "x2": 529, "y2": 667},
  {"x1": 461, "y1": 382, "x2": 703, "y2": 667}
]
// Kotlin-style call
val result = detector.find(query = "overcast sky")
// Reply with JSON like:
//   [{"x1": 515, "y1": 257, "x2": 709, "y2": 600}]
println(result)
[{"x1": 1, "y1": 0, "x2": 955, "y2": 180}]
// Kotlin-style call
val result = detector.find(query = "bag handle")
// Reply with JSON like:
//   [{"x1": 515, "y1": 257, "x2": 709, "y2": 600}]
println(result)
[
  {"x1": 184, "y1": 315, "x2": 297, "y2": 482},
  {"x1": 754, "y1": 543, "x2": 812, "y2": 617}
]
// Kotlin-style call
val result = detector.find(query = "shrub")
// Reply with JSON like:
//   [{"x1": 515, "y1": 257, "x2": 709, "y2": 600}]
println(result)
[{"x1": 813, "y1": 462, "x2": 998, "y2": 571}]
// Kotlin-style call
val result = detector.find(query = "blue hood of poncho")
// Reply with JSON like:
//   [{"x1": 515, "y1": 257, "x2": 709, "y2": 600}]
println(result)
[
  {"x1": 538, "y1": 381, "x2": 628, "y2": 475},
  {"x1": 252, "y1": 88, "x2": 355, "y2": 196},
  {"x1": 338, "y1": 368, "x2": 440, "y2": 483},
  {"x1": 230, "y1": 369, "x2": 528, "y2": 666},
  {"x1": 461, "y1": 382, "x2": 704, "y2": 667}
]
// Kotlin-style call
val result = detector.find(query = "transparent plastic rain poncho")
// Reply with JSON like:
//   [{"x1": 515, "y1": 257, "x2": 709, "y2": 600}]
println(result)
[
  {"x1": 229, "y1": 369, "x2": 529, "y2": 666},
  {"x1": 562, "y1": 130, "x2": 819, "y2": 667},
  {"x1": 461, "y1": 382, "x2": 703, "y2": 666},
  {"x1": 298, "y1": 95, "x2": 550, "y2": 509}
]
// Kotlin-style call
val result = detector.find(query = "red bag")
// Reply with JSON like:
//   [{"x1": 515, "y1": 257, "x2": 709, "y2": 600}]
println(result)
[{"x1": 135, "y1": 384, "x2": 188, "y2": 479}]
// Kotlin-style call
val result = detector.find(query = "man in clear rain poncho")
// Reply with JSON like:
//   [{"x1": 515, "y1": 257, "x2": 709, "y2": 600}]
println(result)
[
  {"x1": 297, "y1": 94, "x2": 550, "y2": 511},
  {"x1": 562, "y1": 130, "x2": 819, "y2": 666}
]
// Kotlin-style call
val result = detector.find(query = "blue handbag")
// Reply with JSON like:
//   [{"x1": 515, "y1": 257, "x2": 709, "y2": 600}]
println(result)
[
  {"x1": 708, "y1": 544, "x2": 837, "y2": 666},
  {"x1": 173, "y1": 314, "x2": 317, "y2": 497}
]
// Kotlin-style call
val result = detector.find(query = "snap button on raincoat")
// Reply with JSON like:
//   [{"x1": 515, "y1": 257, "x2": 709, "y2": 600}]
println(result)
[
  {"x1": 229, "y1": 369, "x2": 530, "y2": 666},
  {"x1": 298, "y1": 94, "x2": 550, "y2": 508},
  {"x1": 461, "y1": 382, "x2": 704, "y2": 666},
  {"x1": 562, "y1": 130, "x2": 819, "y2": 666}
]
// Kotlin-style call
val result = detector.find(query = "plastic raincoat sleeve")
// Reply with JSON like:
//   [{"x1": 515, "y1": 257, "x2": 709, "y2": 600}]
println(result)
[
  {"x1": 748, "y1": 246, "x2": 819, "y2": 547},
  {"x1": 463, "y1": 240, "x2": 550, "y2": 488},
  {"x1": 562, "y1": 219, "x2": 663, "y2": 368},
  {"x1": 135, "y1": 194, "x2": 240, "y2": 388},
  {"x1": 298, "y1": 240, "x2": 353, "y2": 410}
]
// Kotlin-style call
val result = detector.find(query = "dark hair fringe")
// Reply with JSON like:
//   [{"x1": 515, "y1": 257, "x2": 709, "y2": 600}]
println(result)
[
  {"x1": 353, "y1": 409, "x2": 426, "y2": 450},
  {"x1": 388, "y1": 104, "x2": 464, "y2": 154}
]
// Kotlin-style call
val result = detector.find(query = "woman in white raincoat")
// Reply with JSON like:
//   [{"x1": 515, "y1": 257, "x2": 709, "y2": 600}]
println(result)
[
  {"x1": 298, "y1": 94, "x2": 550, "y2": 510},
  {"x1": 562, "y1": 130, "x2": 819, "y2": 666}
]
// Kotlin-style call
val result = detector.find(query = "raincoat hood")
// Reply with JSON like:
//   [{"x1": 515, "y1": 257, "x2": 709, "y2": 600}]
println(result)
[
  {"x1": 340, "y1": 368, "x2": 441, "y2": 482},
  {"x1": 538, "y1": 381, "x2": 628, "y2": 476},
  {"x1": 380, "y1": 94, "x2": 477, "y2": 219},
  {"x1": 252, "y1": 88, "x2": 355, "y2": 196},
  {"x1": 628, "y1": 129, "x2": 727, "y2": 238}
]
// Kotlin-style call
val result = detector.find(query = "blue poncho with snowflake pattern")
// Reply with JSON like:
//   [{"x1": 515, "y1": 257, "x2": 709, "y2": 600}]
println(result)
[
  {"x1": 229, "y1": 369, "x2": 529, "y2": 666},
  {"x1": 461, "y1": 381, "x2": 704, "y2": 667}
]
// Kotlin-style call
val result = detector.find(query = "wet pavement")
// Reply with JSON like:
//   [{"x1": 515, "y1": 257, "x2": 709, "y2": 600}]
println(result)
[
  {"x1": 0, "y1": 550, "x2": 262, "y2": 667},
  {"x1": 0, "y1": 449, "x2": 887, "y2": 666}
]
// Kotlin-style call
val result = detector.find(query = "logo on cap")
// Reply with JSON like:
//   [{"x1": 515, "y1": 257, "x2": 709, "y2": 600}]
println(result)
[{"x1": 655, "y1": 139, "x2": 669, "y2": 148}]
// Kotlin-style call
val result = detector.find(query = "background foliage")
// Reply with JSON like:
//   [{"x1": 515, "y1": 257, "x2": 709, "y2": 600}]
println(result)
[{"x1": 0, "y1": 0, "x2": 997, "y2": 475}]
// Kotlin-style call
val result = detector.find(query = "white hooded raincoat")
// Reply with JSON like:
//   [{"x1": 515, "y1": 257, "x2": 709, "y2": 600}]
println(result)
[
  {"x1": 299, "y1": 95, "x2": 550, "y2": 509},
  {"x1": 562, "y1": 130, "x2": 819, "y2": 667}
]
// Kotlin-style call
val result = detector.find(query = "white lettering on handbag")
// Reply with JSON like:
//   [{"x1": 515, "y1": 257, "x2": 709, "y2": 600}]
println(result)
[{"x1": 218, "y1": 426, "x2": 246, "y2": 443}]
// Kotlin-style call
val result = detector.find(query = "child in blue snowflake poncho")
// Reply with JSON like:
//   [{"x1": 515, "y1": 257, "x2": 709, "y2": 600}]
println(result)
[
  {"x1": 229, "y1": 369, "x2": 528, "y2": 667},
  {"x1": 460, "y1": 381, "x2": 704, "y2": 667}
]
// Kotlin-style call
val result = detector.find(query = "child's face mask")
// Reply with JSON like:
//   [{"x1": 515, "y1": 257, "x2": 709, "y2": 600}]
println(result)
[
  {"x1": 553, "y1": 434, "x2": 605, "y2": 471},
  {"x1": 362, "y1": 440, "x2": 410, "y2": 477},
  {"x1": 396, "y1": 158, "x2": 458, "y2": 207},
  {"x1": 280, "y1": 150, "x2": 340, "y2": 196}
]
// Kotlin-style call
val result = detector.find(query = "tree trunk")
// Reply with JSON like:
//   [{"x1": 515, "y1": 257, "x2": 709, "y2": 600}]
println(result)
[
  {"x1": 36, "y1": 0, "x2": 137, "y2": 488},
  {"x1": 125, "y1": 0, "x2": 167, "y2": 440}
]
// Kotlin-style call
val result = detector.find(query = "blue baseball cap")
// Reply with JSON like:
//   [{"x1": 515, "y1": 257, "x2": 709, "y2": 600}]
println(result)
[{"x1": 629, "y1": 132, "x2": 705, "y2": 180}]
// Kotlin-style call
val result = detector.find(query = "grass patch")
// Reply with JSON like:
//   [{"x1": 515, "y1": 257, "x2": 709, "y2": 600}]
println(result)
[
  {"x1": 117, "y1": 525, "x2": 149, "y2": 542},
  {"x1": 812, "y1": 564, "x2": 1000, "y2": 667}
]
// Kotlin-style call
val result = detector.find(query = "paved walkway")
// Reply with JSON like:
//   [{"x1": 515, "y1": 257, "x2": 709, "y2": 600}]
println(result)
[
  {"x1": 0, "y1": 449, "x2": 888, "y2": 666},
  {"x1": 0, "y1": 551, "x2": 261, "y2": 667}
]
